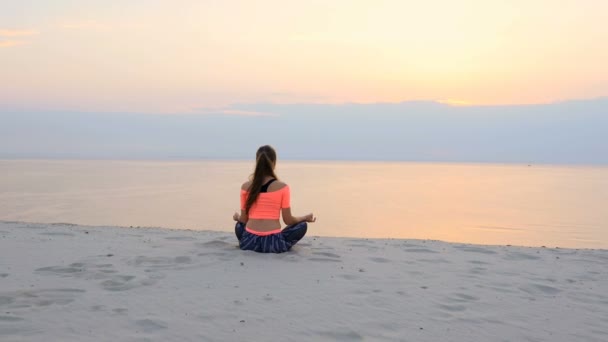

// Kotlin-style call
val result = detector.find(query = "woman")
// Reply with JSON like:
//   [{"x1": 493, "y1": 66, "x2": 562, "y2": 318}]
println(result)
[{"x1": 233, "y1": 145, "x2": 316, "y2": 253}]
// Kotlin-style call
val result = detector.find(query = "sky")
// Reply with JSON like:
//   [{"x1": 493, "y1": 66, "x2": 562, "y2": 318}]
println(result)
[
  {"x1": 1, "y1": 0, "x2": 608, "y2": 113},
  {"x1": 1, "y1": 1, "x2": 607, "y2": 164}
]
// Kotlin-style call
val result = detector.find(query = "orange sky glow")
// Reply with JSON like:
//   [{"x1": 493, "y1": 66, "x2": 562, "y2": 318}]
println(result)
[{"x1": 1, "y1": 1, "x2": 607, "y2": 113}]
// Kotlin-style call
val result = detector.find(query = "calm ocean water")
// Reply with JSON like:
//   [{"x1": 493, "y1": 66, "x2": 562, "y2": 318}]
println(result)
[{"x1": 1, "y1": 160, "x2": 607, "y2": 249}]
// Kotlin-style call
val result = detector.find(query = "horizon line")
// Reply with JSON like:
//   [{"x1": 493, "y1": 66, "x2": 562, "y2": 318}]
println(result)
[{"x1": 2, "y1": 156, "x2": 607, "y2": 168}]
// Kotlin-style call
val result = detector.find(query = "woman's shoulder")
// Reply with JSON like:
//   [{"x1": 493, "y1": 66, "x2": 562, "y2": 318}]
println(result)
[
  {"x1": 269, "y1": 180, "x2": 289, "y2": 191},
  {"x1": 241, "y1": 180, "x2": 252, "y2": 191},
  {"x1": 241, "y1": 179, "x2": 289, "y2": 191}
]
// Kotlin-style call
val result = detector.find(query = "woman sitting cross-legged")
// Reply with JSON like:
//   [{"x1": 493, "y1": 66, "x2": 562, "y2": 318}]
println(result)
[{"x1": 233, "y1": 145, "x2": 316, "y2": 253}]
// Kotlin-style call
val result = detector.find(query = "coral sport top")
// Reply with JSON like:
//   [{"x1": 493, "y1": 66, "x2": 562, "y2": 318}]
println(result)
[{"x1": 240, "y1": 180, "x2": 290, "y2": 220}]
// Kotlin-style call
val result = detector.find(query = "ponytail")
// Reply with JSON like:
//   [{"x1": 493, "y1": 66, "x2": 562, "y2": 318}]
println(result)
[{"x1": 245, "y1": 145, "x2": 278, "y2": 214}]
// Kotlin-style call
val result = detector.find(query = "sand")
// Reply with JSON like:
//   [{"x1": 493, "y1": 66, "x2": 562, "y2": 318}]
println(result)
[{"x1": 0, "y1": 221, "x2": 607, "y2": 341}]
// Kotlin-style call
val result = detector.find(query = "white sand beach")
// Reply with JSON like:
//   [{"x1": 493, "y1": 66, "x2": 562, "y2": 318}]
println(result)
[{"x1": 1, "y1": 221, "x2": 607, "y2": 341}]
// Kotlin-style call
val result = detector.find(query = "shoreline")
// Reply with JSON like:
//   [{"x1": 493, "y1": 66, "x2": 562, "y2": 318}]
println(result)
[
  {"x1": 1, "y1": 221, "x2": 607, "y2": 341},
  {"x1": 2, "y1": 220, "x2": 604, "y2": 251}
]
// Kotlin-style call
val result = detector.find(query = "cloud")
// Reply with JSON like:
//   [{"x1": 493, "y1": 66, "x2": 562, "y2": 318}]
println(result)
[
  {"x1": 0, "y1": 29, "x2": 39, "y2": 37},
  {"x1": 196, "y1": 108, "x2": 279, "y2": 117},
  {"x1": 2, "y1": 97, "x2": 607, "y2": 164},
  {"x1": 437, "y1": 99, "x2": 473, "y2": 106},
  {"x1": 220, "y1": 109, "x2": 279, "y2": 117},
  {"x1": 0, "y1": 40, "x2": 25, "y2": 48}
]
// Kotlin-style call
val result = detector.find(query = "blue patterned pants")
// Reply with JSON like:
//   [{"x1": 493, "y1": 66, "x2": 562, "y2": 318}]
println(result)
[{"x1": 235, "y1": 221, "x2": 307, "y2": 253}]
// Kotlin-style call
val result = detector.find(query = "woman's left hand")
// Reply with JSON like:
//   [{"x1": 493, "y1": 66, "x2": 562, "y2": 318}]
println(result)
[
  {"x1": 304, "y1": 213, "x2": 316, "y2": 223},
  {"x1": 232, "y1": 212, "x2": 240, "y2": 222}
]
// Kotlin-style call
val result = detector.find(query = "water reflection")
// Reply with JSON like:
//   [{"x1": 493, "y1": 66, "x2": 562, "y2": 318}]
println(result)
[{"x1": 1, "y1": 160, "x2": 606, "y2": 248}]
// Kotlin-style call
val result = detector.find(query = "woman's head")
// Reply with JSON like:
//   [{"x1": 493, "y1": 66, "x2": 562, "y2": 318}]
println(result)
[
  {"x1": 255, "y1": 145, "x2": 276, "y2": 170},
  {"x1": 245, "y1": 145, "x2": 278, "y2": 214}
]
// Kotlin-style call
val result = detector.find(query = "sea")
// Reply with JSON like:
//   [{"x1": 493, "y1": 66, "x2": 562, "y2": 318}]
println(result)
[{"x1": 1, "y1": 159, "x2": 606, "y2": 249}]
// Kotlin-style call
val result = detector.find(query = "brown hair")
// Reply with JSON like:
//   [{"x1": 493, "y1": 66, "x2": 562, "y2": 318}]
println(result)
[{"x1": 245, "y1": 145, "x2": 278, "y2": 214}]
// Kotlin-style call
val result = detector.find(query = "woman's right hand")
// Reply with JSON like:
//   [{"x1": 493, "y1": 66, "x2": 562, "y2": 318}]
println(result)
[{"x1": 304, "y1": 213, "x2": 316, "y2": 223}]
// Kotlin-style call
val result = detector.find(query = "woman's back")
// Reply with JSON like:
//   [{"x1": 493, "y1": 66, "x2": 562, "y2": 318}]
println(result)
[{"x1": 241, "y1": 179, "x2": 290, "y2": 221}]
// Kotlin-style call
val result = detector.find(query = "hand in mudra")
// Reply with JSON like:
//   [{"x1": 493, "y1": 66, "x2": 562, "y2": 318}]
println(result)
[{"x1": 304, "y1": 213, "x2": 316, "y2": 223}]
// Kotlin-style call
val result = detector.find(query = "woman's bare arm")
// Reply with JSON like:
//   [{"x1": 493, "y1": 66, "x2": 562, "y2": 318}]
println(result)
[
  {"x1": 282, "y1": 207, "x2": 315, "y2": 226},
  {"x1": 233, "y1": 181, "x2": 252, "y2": 223},
  {"x1": 233, "y1": 210, "x2": 248, "y2": 223}
]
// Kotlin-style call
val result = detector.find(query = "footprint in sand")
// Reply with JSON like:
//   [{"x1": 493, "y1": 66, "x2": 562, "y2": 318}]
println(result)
[
  {"x1": 194, "y1": 239, "x2": 239, "y2": 251},
  {"x1": 0, "y1": 273, "x2": 8, "y2": 278},
  {"x1": 402, "y1": 242, "x2": 424, "y2": 248},
  {"x1": 591, "y1": 252, "x2": 608, "y2": 262},
  {"x1": 0, "y1": 288, "x2": 85, "y2": 310},
  {"x1": 338, "y1": 274, "x2": 359, "y2": 281},
  {"x1": 36, "y1": 261, "x2": 124, "y2": 280},
  {"x1": 416, "y1": 258, "x2": 450, "y2": 264},
  {"x1": 469, "y1": 267, "x2": 487, "y2": 275},
  {"x1": 130, "y1": 255, "x2": 192, "y2": 269},
  {"x1": 174, "y1": 256, "x2": 191, "y2": 264},
  {"x1": 479, "y1": 283, "x2": 518, "y2": 294},
  {"x1": 134, "y1": 319, "x2": 168, "y2": 332},
  {"x1": 197, "y1": 251, "x2": 235, "y2": 262},
  {"x1": 404, "y1": 248, "x2": 438, "y2": 254},
  {"x1": 94, "y1": 264, "x2": 118, "y2": 275},
  {"x1": 112, "y1": 308, "x2": 128, "y2": 315},
  {"x1": 316, "y1": 330, "x2": 363, "y2": 341},
  {"x1": 312, "y1": 252, "x2": 341, "y2": 259},
  {"x1": 50, "y1": 223, "x2": 78, "y2": 227},
  {"x1": 198, "y1": 251, "x2": 229, "y2": 257},
  {"x1": 196, "y1": 240, "x2": 234, "y2": 249},
  {"x1": 308, "y1": 258, "x2": 341, "y2": 262},
  {"x1": 454, "y1": 245, "x2": 497, "y2": 255},
  {"x1": 120, "y1": 233, "x2": 144, "y2": 238},
  {"x1": 468, "y1": 260, "x2": 490, "y2": 265},
  {"x1": 519, "y1": 283, "x2": 561, "y2": 296},
  {"x1": 164, "y1": 236, "x2": 196, "y2": 241},
  {"x1": 18, "y1": 224, "x2": 45, "y2": 230},
  {"x1": 448, "y1": 293, "x2": 479, "y2": 302},
  {"x1": 0, "y1": 315, "x2": 25, "y2": 323},
  {"x1": 36, "y1": 264, "x2": 85, "y2": 276},
  {"x1": 369, "y1": 257, "x2": 390, "y2": 263},
  {"x1": 101, "y1": 275, "x2": 157, "y2": 292},
  {"x1": 438, "y1": 303, "x2": 467, "y2": 312},
  {"x1": 346, "y1": 240, "x2": 375, "y2": 248},
  {"x1": 39, "y1": 232, "x2": 75, "y2": 237},
  {"x1": 504, "y1": 251, "x2": 541, "y2": 261},
  {"x1": 0, "y1": 296, "x2": 14, "y2": 306}
]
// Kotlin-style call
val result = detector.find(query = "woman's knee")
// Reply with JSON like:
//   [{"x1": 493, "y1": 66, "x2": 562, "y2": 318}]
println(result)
[
  {"x1": 234, "y1": 221, "x2": 245, "y2": 240},
  {"x1": 283, "y1": 221, "x2": 307, "y2": 242},
  {"x1": 297, "y1": 223, "x2": 308, "y2": 238},
  {"x1": 294, "y1": 221, "x2": 307, "y2": 230}
]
